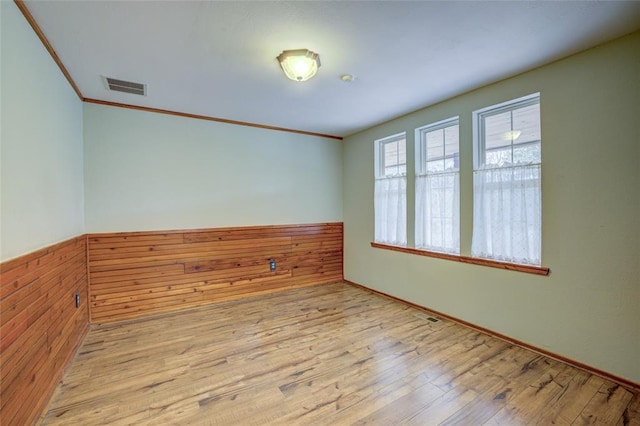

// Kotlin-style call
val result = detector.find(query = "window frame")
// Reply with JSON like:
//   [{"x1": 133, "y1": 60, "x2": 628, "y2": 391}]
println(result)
[
  {"x1": 471, "y1": 93, "x2": 542, "y2": 266},
  {"x1": 415, "y1": 116, "x2": 460, "y2": 175},
  {"x1": 414, "y1": 116, "x2": 461, "y2": 254},
  {"x1": 473, "y1": 93, "x2": 541, "y2": 169},
  {"x1": 374, "y1": 132, "x2": 407, "y2": 179},
  {"x1": 373, "y1": 132, "x2": 408, "y2": 246}
]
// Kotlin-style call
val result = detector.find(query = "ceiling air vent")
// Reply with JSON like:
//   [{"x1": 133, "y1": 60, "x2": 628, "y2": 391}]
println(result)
[{"x1": 103, "y1": 76, "x2": 146, "y2": 96}]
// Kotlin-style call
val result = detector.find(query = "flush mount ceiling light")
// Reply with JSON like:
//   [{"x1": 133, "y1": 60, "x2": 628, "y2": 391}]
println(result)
[{"x1": 277, "y1": 49, "x2": 321, "y2": 82}]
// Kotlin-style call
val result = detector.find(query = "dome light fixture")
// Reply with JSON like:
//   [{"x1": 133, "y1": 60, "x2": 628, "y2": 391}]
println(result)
[{"x1": 277, "y1": 49, "x2": 321, "y2": 82}]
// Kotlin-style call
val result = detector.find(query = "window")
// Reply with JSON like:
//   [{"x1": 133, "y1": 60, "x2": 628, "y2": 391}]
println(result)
[
  {"x1": 374, "y1": 133, "x2": 407, "y2": 246},
  {"x1": 472, "y1": 94, "x2": 541, "y2": 265},
  {"x1": 415, "y1": 117, "x2": 460, "y2": 254}
]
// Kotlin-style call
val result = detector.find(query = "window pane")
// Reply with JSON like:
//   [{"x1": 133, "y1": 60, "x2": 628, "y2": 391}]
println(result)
[
  {"x1": 482, "y1": 102, "x2": 541, "y2": 166},
  {"x1": 424, "y1": 123, "x2": 459, "y2": 172},
  {"x1": 513, "y1": 142, "x2": 541, "y2": 164},
  {"x1": 384, "y1": 141, "x2": 398, "y2": 167},
  {"x1": 512, "y1": 103, "x2": 540, "y2": 145},
  {"x1": 444, "y1": 126, "x2": 459, "y2": 160},
  {"x1": 398, "y1": 141, "x2": 406, "y2": 171},
  {"x1": 383, "y1": 139, "x2": 406, "y2": 176},
  {"x1": 485, "y1": 147, "x2": 511, "y2": 166},
  {"x1": 444, "y1": 158, "x2": 456, "y2": 170},
  {"x1": 484, "y1": 111, "x2": 512, "y2": 152},
  {"x1": 426, "y1": 129, "x2": 444, "y2": 161},
  {"x1": 426, "y1": 160, "x2": 444, "y2": 173}
]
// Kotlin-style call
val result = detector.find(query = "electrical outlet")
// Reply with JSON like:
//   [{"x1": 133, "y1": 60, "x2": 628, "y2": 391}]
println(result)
[
  {"x1": 270, "y1": 260, "x2": 276, "y2": 271},
  {"x1": 75, "y1": 292, "x2": 80, "y2": 308}
]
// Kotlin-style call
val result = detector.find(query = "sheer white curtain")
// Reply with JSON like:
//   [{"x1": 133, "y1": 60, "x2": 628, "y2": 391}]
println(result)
[
  {"x1": 471, "y1": 164, "x2": 541, "y2": 265},
  {"x1": 415, "y1": 172, "x2": 459, "y2": 253},
  {"x1": 374, "y1": 176, "x2": 407, "y2": 246}
]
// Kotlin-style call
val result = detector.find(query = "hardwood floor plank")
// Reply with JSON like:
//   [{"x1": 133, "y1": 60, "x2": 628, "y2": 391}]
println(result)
[
  {"x1": 41, "y1": 283, "x2": 639, "y2": 425},
  {"x1": 404, "y1": 388, "x2": 479, "y2": 425},
  {"x1": 575, "y1": 382, "x2": 635, "y2": 425},
  {"x1": 352, "y1": 382, "x2": 445, "y2": 425},
  {"x1": 531, "y1": 370, "x2": 605, "y2": 425},
  {"x1": 433, "y1": 346, "x2": 558, "y2": 425},
  {"x1": 625, "y1": 392, "x2": 640, "y2": 426}
]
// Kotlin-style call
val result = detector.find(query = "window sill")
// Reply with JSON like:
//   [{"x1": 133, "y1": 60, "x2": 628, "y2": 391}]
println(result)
[{"x1": 370, "y1": 242, "x2": 550, "y2": 276}]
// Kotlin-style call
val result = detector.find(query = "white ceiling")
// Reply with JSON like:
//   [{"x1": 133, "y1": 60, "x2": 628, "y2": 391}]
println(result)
[{"x1": 23, "y1": 1, "x2": 640, "y2": 138}]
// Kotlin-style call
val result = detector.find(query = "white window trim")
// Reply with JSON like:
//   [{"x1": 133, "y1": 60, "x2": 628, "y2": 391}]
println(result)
[
  {"x1": 415, "y1": 116, "x2": 460, "y2": 176},
  {"x1": 414, "y1": 116, "x2": 460, "y2": 254},
  {"x1": 471, "y1": 93, "x2": 542, "y2": 266},
  {"x1": 374, "y1": 132, "x2": 406, "y2": 179},
  {"x1": 472, "y1": 93, "x2": 540, "y2": 169}
]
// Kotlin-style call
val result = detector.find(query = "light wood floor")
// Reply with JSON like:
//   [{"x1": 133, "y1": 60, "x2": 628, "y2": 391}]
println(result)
[{"x1": 42, "y1": 282, "x2": 638, "y2": 425}]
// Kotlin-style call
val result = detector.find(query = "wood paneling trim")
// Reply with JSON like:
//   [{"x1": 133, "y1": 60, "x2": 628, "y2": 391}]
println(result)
[
  {"x1": 13, "y1": 0, "x2": 83, "y2": 100},
  {"x1": 0, "y1": 236, "x2": 90, "y2": 425},
  {"x1": 13, "y1": 0, "x2": 344, "y2": 140},
  {"x1": 87, "y1": 223, "x2": 343, "y2": 323},
  {"x1": 344, "y1": 280, "x2": 640, "y2": 392},
  {"x1": 88, "y1": 222, "x2": 343, "y2": 239},
  {"x1": 83, "y1": 99, "x2": 344, "y2": 140},
  {"x1": 371, "y1": 242, "x2": 550, "y2": 276}
]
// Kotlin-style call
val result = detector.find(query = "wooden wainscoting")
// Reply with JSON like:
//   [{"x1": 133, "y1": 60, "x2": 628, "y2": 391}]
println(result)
[
  {"x1": 87, "y1": 222, "x2": 343, "y2": 323},
  {"x1": 0, "y1": 236, "x2": 89, "y2": 426}
]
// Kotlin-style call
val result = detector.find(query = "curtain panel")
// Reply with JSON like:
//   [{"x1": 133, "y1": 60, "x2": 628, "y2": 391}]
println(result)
[
  {"x1": 374, "y1": 176, "x2": 407, "y2": 246},
  {"x1": 415, "y1": 172, "x2": 460, "y2": 253},
  {"x1": 471, "y1": 163, "x2": 541, "y2": 265}
]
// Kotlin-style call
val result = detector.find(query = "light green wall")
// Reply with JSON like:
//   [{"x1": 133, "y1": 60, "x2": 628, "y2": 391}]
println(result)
[
  {"x1": 1, "y1": 2, "x2": 85, "y2": 261},
  {"x1": 343, "y1": 32, "x2": 640, "y2": 382},
  {"x1": 3, "y1": 0, "x2": 637, "y2": 382},
  {"x1": 83, "y1": 103, "x2": 343, "y2": 232}
]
